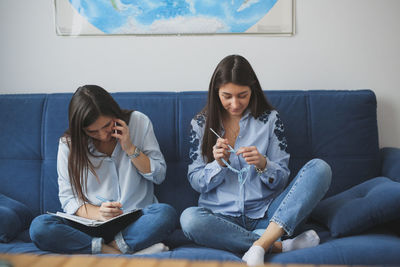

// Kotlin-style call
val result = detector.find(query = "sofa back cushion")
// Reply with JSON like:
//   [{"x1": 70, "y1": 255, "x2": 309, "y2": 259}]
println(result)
[
  {"x1": 0, "y1": 90, "x2": 380, "y2": 216},
  {"x1": 0, "y1": 95, "x2": 46, "y2": 215},
  {"x1": 267, "y1": 90, "x2": 380, "y2": 197}
]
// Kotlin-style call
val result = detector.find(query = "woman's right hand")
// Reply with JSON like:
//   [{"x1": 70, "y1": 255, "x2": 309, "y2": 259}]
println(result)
[
  {"x1": 213, "y1": 138, "x2": 231, "y2": 167},
  {"x1": 98, "y1": 202, "x2": 123, "y2": 221}
]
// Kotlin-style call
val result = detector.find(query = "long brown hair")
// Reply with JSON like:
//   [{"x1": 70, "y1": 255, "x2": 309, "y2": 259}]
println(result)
[
  {"x1": 201, "y1": 55, "x2": 274, "y2": 163},
  {"x1": 63, "y1": 85, "x2": 132, "y2": 203}
]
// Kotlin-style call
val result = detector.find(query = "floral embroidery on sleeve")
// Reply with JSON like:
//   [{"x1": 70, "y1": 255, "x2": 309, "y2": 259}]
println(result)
[
  {"x1": 189, "y1": 113, "x2": 206, "y2": 164},
  {"x1": 195, "y1": 113, "x2": 206, "y2": 127},
  {"x1": 189, "y1": 127, "x2": 200, "y2": 164},
  {"x1": 274, "y1": 113, "x2": 288, "y2": 152},
  {"x1": 257, "y1": 110, "x2": 272, "y2": 123}
]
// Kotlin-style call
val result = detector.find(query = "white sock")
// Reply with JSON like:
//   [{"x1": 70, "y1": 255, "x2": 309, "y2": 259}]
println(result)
[
  {"x1": 242, "y1": 245, "x2": 265, "y2": 266},
  {"x1": 133, "y1": 243, "x2": 169, "y2": 255},
  {"x1": 281, "y1": 230, "x2": 320, "y2": 252}
]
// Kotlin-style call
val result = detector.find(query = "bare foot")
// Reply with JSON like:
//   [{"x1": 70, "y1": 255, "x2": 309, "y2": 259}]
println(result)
[
  {"x1": 108, "y1": 240, "x2": 120, "y2": 251},
  {"x1": 272, "y1": 241, "x2": 282, "y2": 253},
  {"x1": 101, "y1": 243, "x2": 121, "y2": 254}
]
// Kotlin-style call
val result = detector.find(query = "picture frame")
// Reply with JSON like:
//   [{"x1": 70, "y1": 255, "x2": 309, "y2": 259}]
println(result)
[{"x1": 54, "y1": 0, "x2": 295, "y2": 36}]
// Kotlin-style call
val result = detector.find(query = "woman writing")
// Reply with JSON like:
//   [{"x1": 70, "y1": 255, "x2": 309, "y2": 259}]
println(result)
[
  {"x1": 30, "y1": 85, "x2": 177, "y2": 254},
  {"x1": 180, "y1": 55, "x2": 332, "y2": 266}
]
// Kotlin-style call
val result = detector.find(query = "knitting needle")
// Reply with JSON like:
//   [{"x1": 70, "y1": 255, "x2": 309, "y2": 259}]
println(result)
[{"x1": 209, "y1": 128, "x2": 235, "y2": 152}]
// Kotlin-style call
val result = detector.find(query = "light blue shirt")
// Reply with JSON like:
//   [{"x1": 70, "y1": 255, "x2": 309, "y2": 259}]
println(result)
[
  {"x1": 188, "y1": 109, "x2": 290, "y2": 219},
  {"x1": 58, "y1": 111, "x2": 166, "y2": 214}
]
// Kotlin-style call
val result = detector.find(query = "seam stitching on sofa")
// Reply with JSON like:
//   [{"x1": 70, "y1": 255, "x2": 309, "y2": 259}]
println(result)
[
  {"x1": 305, "y1": 93, "x2": 313, "y2": 158},
  {"x1": 39, "y1": 95, "x2": 49, "y2": 214},
  {"x1": 175, "y1": 94, "x2": 180, "y2": 161}
]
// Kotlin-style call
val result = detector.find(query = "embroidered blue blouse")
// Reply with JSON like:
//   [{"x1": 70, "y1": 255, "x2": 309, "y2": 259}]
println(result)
[{"x1": 188, "y1": 109, "x2": 290, "y2": 219}]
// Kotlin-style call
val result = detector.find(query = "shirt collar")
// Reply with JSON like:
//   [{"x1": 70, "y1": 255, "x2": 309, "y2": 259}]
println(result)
[
  {"x1": 220, "y1": 109, "x2": 251, "y2": 134},
  {"x1": 241, "y1": 109, "x2": 251, "y2": 121}
]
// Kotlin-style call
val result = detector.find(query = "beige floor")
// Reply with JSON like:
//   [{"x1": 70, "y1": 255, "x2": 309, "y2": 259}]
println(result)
[{"x1": 0, "y1": 254, "x2": 252, "y2": 267}]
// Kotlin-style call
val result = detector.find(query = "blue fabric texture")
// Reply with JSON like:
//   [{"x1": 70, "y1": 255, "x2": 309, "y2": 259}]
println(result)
[
  {"x1": 1, "y1": 90, "x2": 399, "y2": 265},
  {"x1": 266, "y1": 90, "x2": 380, "y2": 198},
  {"x1": 266, "y1": 233, "x2": 400, "y2": 265},
  {"x1": 0, "y1": 194, "x2": 34, "y2": 243},
  {"x1": 311, "y1": 177, "x2": 400, "y2": 237},
  {"x1": 380, "y1": 147, "x2": 400, "y2": 182}
]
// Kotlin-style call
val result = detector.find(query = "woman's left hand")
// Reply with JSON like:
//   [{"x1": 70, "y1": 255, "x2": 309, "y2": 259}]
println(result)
[
  {"x1": 236, "y1": 146, "x2": 267, "y2": 170},
  {"x1": 112, "y1": 118, "x2": 134, "y2": 153}
]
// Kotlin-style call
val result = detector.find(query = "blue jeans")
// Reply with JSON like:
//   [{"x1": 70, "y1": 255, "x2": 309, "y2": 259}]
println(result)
[
  {"x1": 180, "y1": 159, "x2": 332, "y2": 253},
  {"x1": 30, "y1": 203, "x2": 178, "y2": 254}
]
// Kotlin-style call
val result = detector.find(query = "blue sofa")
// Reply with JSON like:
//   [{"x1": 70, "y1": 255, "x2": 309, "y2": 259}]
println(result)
[{"x1": 0, "y1": 90, "x2": 399, "y2": 265}]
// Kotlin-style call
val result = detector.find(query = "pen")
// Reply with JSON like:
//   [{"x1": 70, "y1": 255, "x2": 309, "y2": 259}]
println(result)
[
  {"x1": 209, "y1": 128, "x2": 235, "y2": 152},
  {"x1": 96, "y1": 196, "x2": 124, "y2": 210}
]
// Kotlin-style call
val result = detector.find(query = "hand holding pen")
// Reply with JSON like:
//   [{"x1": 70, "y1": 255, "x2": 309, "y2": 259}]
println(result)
[{"x1": 96, "y1": 196, "x2": 123, "y2": 221}]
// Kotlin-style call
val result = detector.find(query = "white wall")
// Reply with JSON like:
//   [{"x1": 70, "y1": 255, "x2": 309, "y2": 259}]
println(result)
[{"x1": 1, "y1": 0, "x2": 399, "y2": 148}]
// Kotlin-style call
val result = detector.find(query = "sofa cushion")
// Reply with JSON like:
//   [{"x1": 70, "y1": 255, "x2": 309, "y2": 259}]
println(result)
[
  {"x1": 0, "y1": 94, "x2": 45, "y2": 160},
  {"x1": 267, "y1": 233, "x2": 400, "y2": 265},
  {"x1": 0, "y1": 194, "x2": 34, "y2": 243},
  {"x1": 311, "y1": 177, "x2": 400, "y2": 237},
  {"x1": 302, "y1": 90, "x2": 380, "y2": 197}
]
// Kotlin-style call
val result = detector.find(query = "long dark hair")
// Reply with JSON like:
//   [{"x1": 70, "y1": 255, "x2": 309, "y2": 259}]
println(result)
[
  {"x1": 201, "y1": 55, "x2": 274, "y2": 163},
  {"x1": 63, "y1": 85, "x2": 132, "y2": 203}
]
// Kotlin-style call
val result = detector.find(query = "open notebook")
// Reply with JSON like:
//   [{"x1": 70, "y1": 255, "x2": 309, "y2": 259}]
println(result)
[{"x1": 47, "y1": 209, "x2": 141, "y2": 227}]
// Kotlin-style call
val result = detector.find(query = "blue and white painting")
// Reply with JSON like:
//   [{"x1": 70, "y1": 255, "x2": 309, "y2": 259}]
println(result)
[{"x1": 66, "y1": 0, "x2": 280, "y2": 34}]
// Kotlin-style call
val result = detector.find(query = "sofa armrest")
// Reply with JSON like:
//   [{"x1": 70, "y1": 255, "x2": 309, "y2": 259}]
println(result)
[{"x1": 380, "y1": 147, "x2": 400, "y2": 182}]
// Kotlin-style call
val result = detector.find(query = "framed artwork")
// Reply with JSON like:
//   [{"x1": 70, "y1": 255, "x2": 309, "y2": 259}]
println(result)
[{"x1": 54, "y1": 0, "x2": 295, "y2": 36}]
